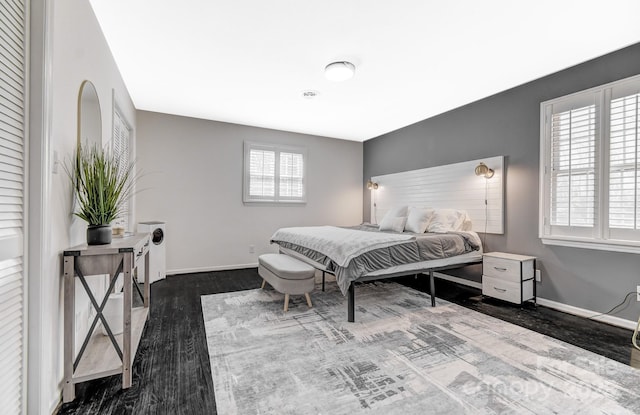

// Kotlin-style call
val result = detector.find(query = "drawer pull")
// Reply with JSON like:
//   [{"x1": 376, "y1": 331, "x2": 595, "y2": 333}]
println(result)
[
  {"x1": 493, "y1": 267, "x2": 507, "y2": 272},
  {"x1": 493, "y1": 287, "x2": 507, "y2": 293}
]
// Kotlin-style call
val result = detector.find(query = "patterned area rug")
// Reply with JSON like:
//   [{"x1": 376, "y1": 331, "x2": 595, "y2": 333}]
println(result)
[{"x1": 202, "y1": 282, "x2": 640, "y2": 414}]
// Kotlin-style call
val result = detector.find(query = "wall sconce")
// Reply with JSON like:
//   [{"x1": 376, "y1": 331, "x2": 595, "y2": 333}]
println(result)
[
  {"x1": 475, "y1": 162, "x2": 494, "y2": 179},
  {"x1": 366, "y1": 180, "x2": 379, "y2": 190}
]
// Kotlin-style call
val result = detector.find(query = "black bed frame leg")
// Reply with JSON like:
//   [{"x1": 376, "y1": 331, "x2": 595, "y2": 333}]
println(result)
[
  {"x1": 429, "y1": 270, "x2": 436, "y2": 307},
  {"x1": 348, "y1": 282, "x2": 355, "y2": 322},
  {"x1": 322, "y1": 271, "x2": 325, "y2": 292}
]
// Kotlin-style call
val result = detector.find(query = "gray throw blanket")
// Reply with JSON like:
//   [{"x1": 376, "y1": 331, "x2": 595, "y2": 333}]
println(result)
[
  {"x1": 271, "y1": 225, "x2": 480, "y2": 295},
  {"x1": 270, "y1": 226, "x2": 414, "y2": 267}
]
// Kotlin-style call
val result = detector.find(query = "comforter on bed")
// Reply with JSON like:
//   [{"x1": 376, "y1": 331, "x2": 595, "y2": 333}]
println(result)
[{"x1": 270, "y1": 225, "x2": 481, "y2": 295}]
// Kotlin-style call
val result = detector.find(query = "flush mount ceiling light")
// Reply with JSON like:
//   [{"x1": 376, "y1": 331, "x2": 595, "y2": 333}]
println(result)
[{"x1": 324, "y1": 61, "x2": 355, "y2": 82}]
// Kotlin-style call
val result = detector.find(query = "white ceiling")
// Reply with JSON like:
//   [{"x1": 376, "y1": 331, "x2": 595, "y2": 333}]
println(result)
[{"x1": 89, "y1": 0, "x2": 640, "y2": 142}]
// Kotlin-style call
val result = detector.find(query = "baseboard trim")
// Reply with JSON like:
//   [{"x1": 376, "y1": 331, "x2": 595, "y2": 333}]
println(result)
[
  {"x1": 168, "y1": 263, "x2": 258, "y2": 276},
  {"x1": 167, "y1": 266, "x2": 637, "y2": 331},
  {"x1": 50, "y1": 396, "x2": 61, "y2": 415},
  {"x1": 535, "y1": 297, "x2": 638, "y2": 331},
  {"x1": 433, "y1": 272, "x2": 482, "y2": 289},
  {"x1": 434, "y1": 272, "x2": 637, "y2": 331}
]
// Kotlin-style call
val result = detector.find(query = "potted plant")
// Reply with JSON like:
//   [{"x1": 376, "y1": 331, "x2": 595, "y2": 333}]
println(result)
[{"x1": 66, "y1": 144, "x2": 135, "y2": 245}]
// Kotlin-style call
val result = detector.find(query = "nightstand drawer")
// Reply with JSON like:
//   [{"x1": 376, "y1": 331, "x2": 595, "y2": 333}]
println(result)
[
  {"x1": 483, "y1": 256, "x2": 522, "y2": 281},
  {"x1": 482, "y1": 275, "x2": 533, "y2": 304}
]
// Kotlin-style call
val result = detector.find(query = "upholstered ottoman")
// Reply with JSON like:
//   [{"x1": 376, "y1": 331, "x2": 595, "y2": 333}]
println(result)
[{"x1": 258, "y1": 253, "x2": 315, "y2": 311}]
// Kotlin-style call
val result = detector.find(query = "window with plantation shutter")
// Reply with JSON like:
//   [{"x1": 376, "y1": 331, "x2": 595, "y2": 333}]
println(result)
[
  {"x1": 540, "y1": 74, "x2": 640, "y2": 253},
  {"x1": 0, "y1": 0, "x2": 27, "y2": 413},
  {"x1": 112, "y1": 109, "x2": 131, "y2": 230},
  {"x1": 243, "y1": 142, "x2": 306, "y2": 203}
]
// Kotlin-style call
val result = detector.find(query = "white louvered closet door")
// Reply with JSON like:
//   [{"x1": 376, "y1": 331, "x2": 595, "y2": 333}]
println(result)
[{"x1": 0, "y1": 0, "x2": 27, "y2": 413}]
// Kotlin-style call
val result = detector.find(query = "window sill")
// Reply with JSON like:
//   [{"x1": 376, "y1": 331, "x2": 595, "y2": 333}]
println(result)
[
  {"x1": 243, "y1": 200, "x2": 306, "y2": 206},
  {"x1": 541, "y1": 237, "x2": 640, "y2": 254}
]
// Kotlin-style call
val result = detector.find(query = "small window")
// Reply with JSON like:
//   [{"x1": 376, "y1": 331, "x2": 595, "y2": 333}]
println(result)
[{"x1": 243, "y1": 141, "x2": 306, "y2": 203}]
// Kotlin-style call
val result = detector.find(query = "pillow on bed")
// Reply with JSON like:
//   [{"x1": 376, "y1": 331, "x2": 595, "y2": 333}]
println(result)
[
  {"x1": 379, "y1": 205, "x2": 408, "y2": 225},
  {"x1": 427, "y1": 209, "x2": 470, "y2": 233},
  {"x1": 404, "y1": 207, "x2": 434, "y2": 233},
  {"x1": 379, "y1": 216, "x2": 407, "y2": 233},
  {"x1": 460, "y1": 212, "x2": 473, "y2": 231}
]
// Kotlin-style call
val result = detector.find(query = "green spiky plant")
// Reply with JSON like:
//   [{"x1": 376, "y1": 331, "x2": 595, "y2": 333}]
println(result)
[{"x1": 66, "y1": 144, "x2": 135, "y2": 226}]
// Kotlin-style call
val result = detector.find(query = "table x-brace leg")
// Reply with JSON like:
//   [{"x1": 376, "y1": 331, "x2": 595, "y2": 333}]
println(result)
[
  {"x1": 73, "y1": 260, "x2": 124, "y2": 371},
  {"x1": 133, "y1": 279, "x2": 144, "y2": 302}
]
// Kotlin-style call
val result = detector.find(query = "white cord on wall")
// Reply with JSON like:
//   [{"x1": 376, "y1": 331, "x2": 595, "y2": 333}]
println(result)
[
  {"x1": 482, "y1": 178, "x2": 488, "y2": 249},
  {"x1": 372, "y1": 189, "x2": 377, "y2": 225}
]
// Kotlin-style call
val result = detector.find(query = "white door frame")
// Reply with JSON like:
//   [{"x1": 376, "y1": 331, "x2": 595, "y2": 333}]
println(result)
[{"x1": 27, "y1": 0, "x2": 54, "y2": 413}]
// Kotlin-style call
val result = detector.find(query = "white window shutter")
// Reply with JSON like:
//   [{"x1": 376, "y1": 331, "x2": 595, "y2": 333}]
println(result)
[
  {"x1": 248, "y1": 148, "x2": 275, "y2": 198},
  {"x1": 112, "y1": 110, "x2": 131, "y2": 230},
  {"x1": 0, "y1": 0, "x2": 27, "y2": 413},
  {"x1": 549, "y1": 104, "x2": 597, "y2": 229},
  {"x1": 609, "y1": 92, "x2": 640, "y2": 237},
  {"x1": 279, "y1": 152, "x2": 304, "y2": 199}
]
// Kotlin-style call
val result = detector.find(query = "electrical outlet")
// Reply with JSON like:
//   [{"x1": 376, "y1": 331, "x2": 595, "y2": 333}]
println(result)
[
  {"x1": 637, "y1": 285, "x2": 640, "y2": 302},
  {"x1": 535, "y1": 269, "x2": 541, "y2": 282},
  {"x1": 249, "y1": 245, "x2": 255, "y2": 254}
]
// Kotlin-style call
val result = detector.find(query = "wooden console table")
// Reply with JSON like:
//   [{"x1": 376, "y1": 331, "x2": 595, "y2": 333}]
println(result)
[{"x1": 62, "y1": 233, "x2": 150, "y2": 403}]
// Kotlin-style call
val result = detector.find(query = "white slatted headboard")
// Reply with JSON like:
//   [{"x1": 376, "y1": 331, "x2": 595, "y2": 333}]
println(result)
[{"x1": 370, "y1": 156, "x2": 504, "y2": 234}]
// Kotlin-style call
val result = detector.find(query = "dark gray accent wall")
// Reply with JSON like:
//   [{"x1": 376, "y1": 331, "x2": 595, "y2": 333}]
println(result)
[{"x1": 364, "y1": 43, "x2": 640, "y2": 320}]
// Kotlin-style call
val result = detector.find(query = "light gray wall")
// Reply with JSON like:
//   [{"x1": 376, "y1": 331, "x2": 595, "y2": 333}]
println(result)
[
  {"x1": 364, "y1": 43, "x2": 640, "y2": 321},
  {"x1": 136, "y1": 111, "x2": 363, "y2": 273}
]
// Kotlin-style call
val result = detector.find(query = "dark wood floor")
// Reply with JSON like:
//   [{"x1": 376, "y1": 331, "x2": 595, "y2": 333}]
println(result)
[
  {"x1": 58, "y1": 269, "x2": 637, "y2": 414},
  {"x1": 398, "y1": 276, "x2": 638, "y2": 365}
]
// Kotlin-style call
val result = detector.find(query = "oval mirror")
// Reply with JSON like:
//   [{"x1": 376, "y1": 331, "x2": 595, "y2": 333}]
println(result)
[{"x1": 77, "y1": 80, "x2": 101, "y2": 149}]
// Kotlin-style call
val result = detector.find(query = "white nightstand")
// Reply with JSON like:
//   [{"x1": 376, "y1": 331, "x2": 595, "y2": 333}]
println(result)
[{"x1": 482, "y1": 252, "x2": 536, "y2": 305}]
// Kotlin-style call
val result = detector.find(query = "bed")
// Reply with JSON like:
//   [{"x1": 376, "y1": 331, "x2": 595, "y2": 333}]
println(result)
[
  {"x1": 269, "y1": 157, "x2": 503, "y2": 321},
  {"x1": 271, "y1": 223, "x2": 483, "y2": 322}
]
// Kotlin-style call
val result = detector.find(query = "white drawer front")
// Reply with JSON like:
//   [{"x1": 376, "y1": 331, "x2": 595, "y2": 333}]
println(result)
[
  {"x1": 482, "y1": 275, "x2": 522, "y2": 304},
  {"x1": 483, "y1": 256, "x2": 521, "y2": 282}
]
